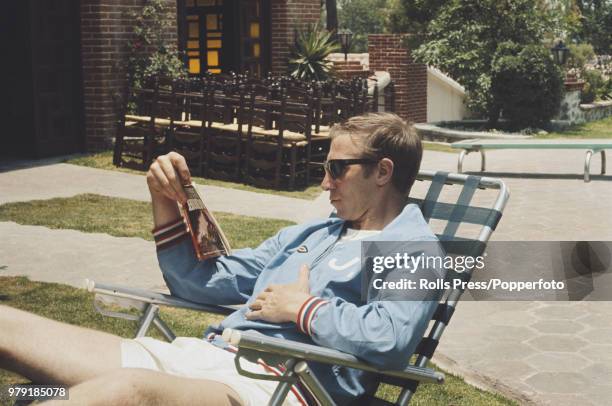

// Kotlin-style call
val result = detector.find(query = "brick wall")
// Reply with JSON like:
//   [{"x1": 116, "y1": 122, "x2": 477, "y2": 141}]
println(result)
[
  {"x1": 270, "y1": 0, "x2": 321, "y2": 74},
  {"x1": 332, "y1": 60, "x2": 371, "y2": 80},
  {"x1": 81, "y1": 0, "x2": 320, "y2": 151},
  {"x1": 368, "y1": 34, "x2": 427, "y2": 123},
  {"x1": 80, "y1": 0, "x2": 177, "y2": 152}
]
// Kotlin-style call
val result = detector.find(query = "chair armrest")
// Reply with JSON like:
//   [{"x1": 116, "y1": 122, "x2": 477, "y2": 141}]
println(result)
[
  {"x1": 85, "y1": 279, "x2": 238, "y2": 316},
  {"x1": 222, "y1": 329, "x2": 444, "y2": 385}
]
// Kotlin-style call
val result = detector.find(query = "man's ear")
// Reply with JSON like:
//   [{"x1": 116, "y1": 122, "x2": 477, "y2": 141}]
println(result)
[{"x1": 376, "y1": 158, "x2": 394, "y2": 186}]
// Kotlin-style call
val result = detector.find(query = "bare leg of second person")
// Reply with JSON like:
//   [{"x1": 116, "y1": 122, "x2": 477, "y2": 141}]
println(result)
[
  {"x1": 42, "y1": 369, "x2": 243, "y2": 406},
  {"x1": 0, "y1": 305, "x2": 123, "y2": 386}
]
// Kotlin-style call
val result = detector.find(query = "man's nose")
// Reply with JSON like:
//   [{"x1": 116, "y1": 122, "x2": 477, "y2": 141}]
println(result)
[{"x1": 320, "y1": 170, "x2": 334, "y2": 191}]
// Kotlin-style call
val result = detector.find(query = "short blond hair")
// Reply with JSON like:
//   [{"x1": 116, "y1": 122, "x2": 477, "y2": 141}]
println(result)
[{"x1": 329, "y1": 113, "x2": 422, "y2": 194}]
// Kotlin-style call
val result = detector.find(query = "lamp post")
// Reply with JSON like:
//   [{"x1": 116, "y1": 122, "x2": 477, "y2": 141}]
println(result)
[
  {"x1": 337, "y1": 28, "x2": 353, "y2": 62},
  {"x1": 551, "y1": 40, "x2": 569, "y2": 66}
]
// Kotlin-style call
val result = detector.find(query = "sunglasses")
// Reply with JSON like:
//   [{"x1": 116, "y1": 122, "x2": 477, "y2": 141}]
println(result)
[{"x1": 323, "y1": 158, "x2": 379, "y2": 179}]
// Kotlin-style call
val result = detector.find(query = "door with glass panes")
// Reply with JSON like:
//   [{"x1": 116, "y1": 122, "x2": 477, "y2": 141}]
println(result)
[
  {"x1": 179, "y1": 0, "x2": 269, "y2": 77},
  {"x1": 183, "y1": 0, "x2": 224, "y2": 75}
]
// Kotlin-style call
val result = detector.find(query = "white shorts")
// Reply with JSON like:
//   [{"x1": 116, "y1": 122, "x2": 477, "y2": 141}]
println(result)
[{"x1": 121, "y1": 337, "x2": 306, "y2": 406}]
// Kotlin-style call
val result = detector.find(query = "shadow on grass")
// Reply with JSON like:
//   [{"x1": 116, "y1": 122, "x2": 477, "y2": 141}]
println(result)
[{"x1": 0, "y1": 154, "x2": 86, "y2": 173}]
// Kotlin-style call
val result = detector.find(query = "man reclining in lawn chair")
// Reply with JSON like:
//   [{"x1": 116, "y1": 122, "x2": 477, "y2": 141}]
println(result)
[{"x1": 0, "y1": 113, "x2": 445, "y2": 405}]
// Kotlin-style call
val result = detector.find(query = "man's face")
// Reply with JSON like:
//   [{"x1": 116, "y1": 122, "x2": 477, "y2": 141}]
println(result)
[{"x1": 321, "y1": 134, "x2": 379, "y2": 222}]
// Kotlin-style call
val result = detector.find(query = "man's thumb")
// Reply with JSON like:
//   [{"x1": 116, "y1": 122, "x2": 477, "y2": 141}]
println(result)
[{"x1": 298, "y1": 264, "x2": 310, "y2": 288}]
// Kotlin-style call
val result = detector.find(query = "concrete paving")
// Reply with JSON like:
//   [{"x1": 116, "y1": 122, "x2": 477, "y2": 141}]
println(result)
[
  {"x1": 0, "y1": 162, "x2": 334, "y2": 223},
  {"x1": 1, "y1": 148, "x2": 612, "y2": 405}
]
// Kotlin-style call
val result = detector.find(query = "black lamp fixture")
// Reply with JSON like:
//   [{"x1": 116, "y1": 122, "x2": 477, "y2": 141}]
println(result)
[
  {"x1": 551, "y1": 39, "x2": 569, "y2": 66},
  {"x1": 337, "y1": 28, "x2": 353, "y2": 61}
]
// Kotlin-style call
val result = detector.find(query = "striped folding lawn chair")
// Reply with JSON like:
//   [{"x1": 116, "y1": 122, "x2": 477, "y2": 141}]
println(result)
[{"x1": 87, "y1": 170, "x2": 509, "y2": 405}]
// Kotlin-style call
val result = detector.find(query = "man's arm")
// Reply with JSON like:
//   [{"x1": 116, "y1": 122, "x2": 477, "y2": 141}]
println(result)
[
  {"x1": 248, "y1": 238, "x2": 445, "y2": 369},
  {"x1": 146, "y1": 152, "x2": 295, "y2": 305},
  {"x1": 247, "y1": 282, "x2": 438, "y2": 369}
]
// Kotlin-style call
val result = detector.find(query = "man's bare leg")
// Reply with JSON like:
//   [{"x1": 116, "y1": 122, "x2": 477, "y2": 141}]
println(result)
[
  {"x1": 42, "y1": 368, "x2": 243, "y2": 406},
  {"x1": 0, "y1": 305, "x2": 122, "y2": 386}
]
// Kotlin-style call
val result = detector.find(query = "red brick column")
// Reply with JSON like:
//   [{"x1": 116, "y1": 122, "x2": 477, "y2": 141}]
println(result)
[
  {"x1": 80, "y1": 0, "x2": 177, "y2": 152},
  {"x1": 270, "y1": 0, "x2": 321, "y2": 74},
  {"x1": 332, "y1": 60, "x2": 370, "y2": 80},
  {"x1": 368, "y1": 34, "x2": 427, "y2": 123}
]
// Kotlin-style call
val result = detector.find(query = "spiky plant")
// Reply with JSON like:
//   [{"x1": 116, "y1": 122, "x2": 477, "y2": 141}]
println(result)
[{"x1": 288, "y1": 23, "x2": 340, "y2": 82}]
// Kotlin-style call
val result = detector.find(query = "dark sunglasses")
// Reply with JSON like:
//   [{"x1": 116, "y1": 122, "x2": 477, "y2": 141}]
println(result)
[{"x1": 323, "y1": 158, "x2": 379, "y2": 179}]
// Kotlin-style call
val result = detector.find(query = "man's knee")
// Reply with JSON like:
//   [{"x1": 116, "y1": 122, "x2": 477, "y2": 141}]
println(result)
[
  {"x1": 92, "y1": 369, "x2": 164, "y2": 406},
  {"x1": 87, "y1": 368, "x2": 243, "y2": 406}
]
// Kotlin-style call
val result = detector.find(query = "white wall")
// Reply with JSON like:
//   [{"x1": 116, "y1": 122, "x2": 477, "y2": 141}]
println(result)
[{"x1": 427, "y1": 67, "x2": 466, "y2": 122}]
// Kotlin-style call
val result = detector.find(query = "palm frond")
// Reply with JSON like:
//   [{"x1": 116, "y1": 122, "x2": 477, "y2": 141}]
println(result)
[{"x1": 288, "y1": 23, "x2": 340, "y2": 82}]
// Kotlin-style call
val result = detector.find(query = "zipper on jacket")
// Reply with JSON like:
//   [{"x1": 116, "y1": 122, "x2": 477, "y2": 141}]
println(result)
[{"x1": 310, "y1": 228, "x2": 343, "y2": 269}]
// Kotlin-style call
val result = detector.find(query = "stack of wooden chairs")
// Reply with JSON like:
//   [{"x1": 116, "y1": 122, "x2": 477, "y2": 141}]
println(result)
[
  {"x1": 114, "y1": 73, "x2": 381, "y2": 190},
  {"x1": 113, "y1": 76, "x2": 183, "y2": 170}
]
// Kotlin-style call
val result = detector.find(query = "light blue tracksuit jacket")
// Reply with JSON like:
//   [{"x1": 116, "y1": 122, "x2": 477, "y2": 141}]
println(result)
[{"x1": 157, "y1": 204, "x2": 444, "y2": 404}]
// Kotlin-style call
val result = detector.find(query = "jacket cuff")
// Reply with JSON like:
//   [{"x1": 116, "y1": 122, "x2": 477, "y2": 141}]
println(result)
[
  {"x1": 296, "y1": 296, "x2": 328, "y2": 336},
  {"x1": 152, "y1": 218, "x2": 189, "y2": 251}
]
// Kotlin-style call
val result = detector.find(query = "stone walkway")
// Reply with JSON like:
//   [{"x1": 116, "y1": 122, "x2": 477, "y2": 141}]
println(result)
[{"x1": 1, "y1": 149, "x2": 611, "y2": 405}]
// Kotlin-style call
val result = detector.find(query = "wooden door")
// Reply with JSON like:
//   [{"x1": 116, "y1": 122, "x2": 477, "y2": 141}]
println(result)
[{"x1": 29, "y1": 0, "x2": 83, "y2": 157}]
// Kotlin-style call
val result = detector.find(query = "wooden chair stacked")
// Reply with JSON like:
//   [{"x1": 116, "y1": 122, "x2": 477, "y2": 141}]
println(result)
[
  {"x1": 114, "y1": 76, "x2": 180, "y2": 170},
  {"x1": 243, "y1": 79, "x2": 314, "y2": 190},
  {"x1": 167, "y1": 77, "x2": 207, "y2": 176},
  {"x1": 308, "y1": 77, "x2": 372, "y2": 182},
  {"x1": 114, "y1": 73, "x2": 380, "y2": 189},
  {"x1": 204, "y1": 76, "x2": 247, "y2": 181}
]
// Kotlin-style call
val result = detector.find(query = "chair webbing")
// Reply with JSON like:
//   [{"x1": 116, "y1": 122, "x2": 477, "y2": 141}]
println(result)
[
  {"x1": 420, "y1": 172, "x2": 448, "y2": 221},
  {"x1": 432, "y1": 302, "x2": 455, "y2": 325},
  {"x1": 415, "y1": 337, "x2": 439, "y2": 360},
  {"x1": 438, "y1": 238, "x2": 486, "y2": 258},
  {"x1": 442, "y1": 175, "x2": 480, "y2": 239}
]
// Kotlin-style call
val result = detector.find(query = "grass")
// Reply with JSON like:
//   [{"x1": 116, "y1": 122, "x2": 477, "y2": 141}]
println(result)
[
  {"x1": 0, "y1": 276, "x2": 516, "y2": 406},
  {"x1": 0, "y1": 194, "x2": 294, "y2": 249},
  {"x1": 422, "y1": 141, "x2": 456, "y2": 153},
  {"x1": 537, "y1": 116, "x2": 612, "y2": 139},
  {"x1": 65, "y1": 151, "x2": 323, "y2": 200}
]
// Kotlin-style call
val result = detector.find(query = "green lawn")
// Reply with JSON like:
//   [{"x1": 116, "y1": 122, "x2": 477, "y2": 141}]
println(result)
[
  {"x1": 422, "y1": 141, "x2": 456, "y2": 153},
  {"x1": 0, "y1": 194, "x2": 293, "y2": 249},
  {"x1": 65, "y1": 151, "x2": 323, "y2": 200},
  {"x1": 538, "y1": 116, "x2": 612, "y2": 139}
]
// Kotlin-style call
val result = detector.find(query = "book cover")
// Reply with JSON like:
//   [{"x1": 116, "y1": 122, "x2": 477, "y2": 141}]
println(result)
[{"x1": 179, "y1": 183, "x2": 232, "y2": 261}]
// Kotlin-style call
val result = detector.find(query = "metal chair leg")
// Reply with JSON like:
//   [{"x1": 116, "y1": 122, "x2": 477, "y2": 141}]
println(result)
[
  {"x1": 480, "y1": 149, "x2": 486, "y2": 171},
  {"x1": 268, "y1": 358, "x2": 297, "y2": 406},
  {"x1": 153, "y1": 315, "x2": 177, "y2": 342},
  {"x1": 457, "y1": 150, "x2": 467, "y2": 173},
  {"x1": 294, "y1": 361, "x2": 335, "y2": 406},
  {"x1": 135, "y1": 303, "x2": 159, "y2": 338},
  {"x1": 585, "y1": 149, "x2": 593, "y2": 182}
]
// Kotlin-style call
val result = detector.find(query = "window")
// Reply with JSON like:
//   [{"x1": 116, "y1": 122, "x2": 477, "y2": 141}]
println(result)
[{"x1": 182, "y1": 0, "x2": 224, "y2": 75}]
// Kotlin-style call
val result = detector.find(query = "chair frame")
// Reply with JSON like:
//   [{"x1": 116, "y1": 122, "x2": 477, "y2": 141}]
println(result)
[{"x1": 87, "y1": 170, "x2": 509, "y2": 406}]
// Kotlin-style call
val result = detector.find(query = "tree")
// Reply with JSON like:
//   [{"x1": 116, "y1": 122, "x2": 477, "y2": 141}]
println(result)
[
  {"x1": 338, "y1": 0, "x2": 388, "y2": 52},
  {"x1": 325, "y1": 0, "x2": 339, "y2": 32},
  {"x1": 387, "y1": 0, "x2": 449, "y2": 47},
  {"x1": 126, "y1": 0, "x2": 185, "y2": 90},
  {"x1": 574, "y1": 0, "x2": 612, "y2": 54},
  {"x1": 412, "y1": 0, "x2": 554, "y2": 124},
  {"x1": 491, "y1": 43, "x2": 564, "y2": 128}
]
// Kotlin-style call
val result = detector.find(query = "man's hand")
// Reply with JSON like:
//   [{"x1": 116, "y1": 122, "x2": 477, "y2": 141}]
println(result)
[
  {"x1": 146, "y1": 152, "x2": 191, "y2": 204},
  {"x1": 246, "y1": 265, "x2": 311, "y2": 323}
]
